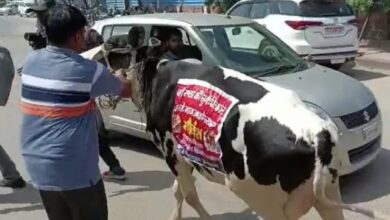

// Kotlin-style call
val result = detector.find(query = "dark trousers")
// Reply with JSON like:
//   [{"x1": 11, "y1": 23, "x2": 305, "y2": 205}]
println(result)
[
  {"x1": 39, "y1": 180, "x2": 108, "y2": 220},
  {"x1": 96, "y1": 108, "x2": 120, "y2": 169}
]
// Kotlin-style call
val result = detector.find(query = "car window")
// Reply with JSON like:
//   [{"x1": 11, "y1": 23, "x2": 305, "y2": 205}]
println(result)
[
  {"x1": 275, "y1": 1, "x2": 300, "y2": 16},
  {"x1": 179, "y1": 28, "x2": 191, "y2": 46},
  {"x1": 150, "y1": 26, "x2": 195, "y2": 46},
  {"x1": 198, "y1": 24, "x2": 305, "y2": 75},
  {"x1": 249, "y1": 2, "x2": 272, "y2": 19},
  {"x1": 101, "y1": 25, "x2": 113, "y2": 41},
  {"x1": 150, "y1": 25, "x2": 203, "y2": 60},
  {"x1": 299, "y1": 0, "x2": 354, "y2": 17},
  {"x1": 111, "y1": 25, "x2": 132, "y2": 37},
  {"x1": 226, "y1": 26, "x2": 265, "y2": 50},
  {"x1": 229, "y1": 3, "x2": 251, "y2": 17}
]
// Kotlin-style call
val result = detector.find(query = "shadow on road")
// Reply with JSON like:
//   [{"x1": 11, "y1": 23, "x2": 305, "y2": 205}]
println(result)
[
  {"x1": 0, "y1": 183, "x2": 43, "y2": 214},
  {"x1": 109, "y1": 132, "x2": 162, "y2": 159},
  {"x1": 341, "y1": 66, "x2": 389, "y2": 81},
  {"x1": 341, "y1": 148, "x2": 390, "y2": 203},
  {"x1": 341, "y1": 68, "x2": 389, "y2": 81},
  {"x1": 185, "y1": 209, "x2": 259, "y2": 220},
  {"x1": 107, "y1": 170, "x2": 174, "y2": 198}
]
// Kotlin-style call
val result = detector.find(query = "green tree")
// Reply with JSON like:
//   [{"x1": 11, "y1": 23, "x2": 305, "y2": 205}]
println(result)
[
  {"x1": 347, "y1": 0, "x2": 374, "y2": 14},
  {"x1": 382, "y1": 0, "x2": 390, "y2": 11},
  {"x1": 348, "y1": 0, "x2": 390, "y2": 13}
]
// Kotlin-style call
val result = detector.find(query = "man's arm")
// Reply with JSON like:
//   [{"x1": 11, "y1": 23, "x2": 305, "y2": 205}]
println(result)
[{"x1": 90, "y1": 62, "x2": 132, "y2": 98}]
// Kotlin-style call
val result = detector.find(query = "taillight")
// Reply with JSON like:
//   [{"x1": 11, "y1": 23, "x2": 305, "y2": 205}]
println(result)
[
  {"x1": 285, "y1": 20, "x2": 323, "y2": 30},
  {"x1": 347, "y1": 18, "x2": 359, "y2": 27}
]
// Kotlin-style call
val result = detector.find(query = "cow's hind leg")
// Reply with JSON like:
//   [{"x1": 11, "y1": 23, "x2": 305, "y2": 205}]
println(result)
[
  {"x1": 314, "y1": 176, "x2": 345, "y2": 220},
  {"x1": 227, "y1": 178, "x2": 290, "y2": 220},
  {"x1": 169, "y1": 180, "x2": 184, "y2": 220},
  {"x1": 168, "y1": 157, "x2": 211, "y2": 220}
]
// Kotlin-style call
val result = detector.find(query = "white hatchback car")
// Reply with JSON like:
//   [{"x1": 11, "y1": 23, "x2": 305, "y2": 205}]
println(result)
[
  {"x1": 88, "y1": 14, "x2": 382, "y2": 175},
  {"x1": 227, "y1": 0, "x2": 359, "y2": 69}
]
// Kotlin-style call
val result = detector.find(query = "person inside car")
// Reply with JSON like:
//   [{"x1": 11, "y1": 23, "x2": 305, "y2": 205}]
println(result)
[{"x1": 161, "y1": 28, "x2": 184, "y2": 61}]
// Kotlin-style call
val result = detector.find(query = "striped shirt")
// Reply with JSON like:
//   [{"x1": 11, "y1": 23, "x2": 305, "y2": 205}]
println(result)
[{"x1": 21, "y1": 46, "x2": 122, "y2": 191}]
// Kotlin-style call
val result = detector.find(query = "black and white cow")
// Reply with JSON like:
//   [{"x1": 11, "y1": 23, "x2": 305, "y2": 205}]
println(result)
[
  {"x1": 81, "y1": 38, "x2": 389, "y2": 220},
  {"x1": 124, "y1": 55, "x2": 390, "y2": 220}
]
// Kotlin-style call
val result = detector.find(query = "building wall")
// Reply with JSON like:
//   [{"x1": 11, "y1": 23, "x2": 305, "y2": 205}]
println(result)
[
  {"x1": 105, "y1": 0, "x2": 205, "y2": 11},
  {"x1": 106, "y1": 0, "x2": 126, "y2": 10},
  {"x1": 129, "y1": 0, "x2": 205, "y2": 8}
]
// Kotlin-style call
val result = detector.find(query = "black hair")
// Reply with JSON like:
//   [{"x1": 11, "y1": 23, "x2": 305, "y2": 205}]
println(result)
[
  {"x1": 44, "y1": 4, "x2": 87, "y2": 45},
  {"x1": 168, "y1": 28, "x2": 182, "y2": 39}
]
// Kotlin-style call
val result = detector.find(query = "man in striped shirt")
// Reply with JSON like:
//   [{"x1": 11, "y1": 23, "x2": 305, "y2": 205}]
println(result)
[{"x1": 21, "y1": 4, "x2": 131, "y2": 220}]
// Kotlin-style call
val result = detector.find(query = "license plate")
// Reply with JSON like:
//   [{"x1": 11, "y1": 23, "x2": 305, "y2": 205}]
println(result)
[
  {"x1": 330, "y1": 58, "x2": 346, "y2": 64},
  {"x1": 324, "y1": 26, "x2": 344, "y2": 35},
  {"x1": 363, "y1": 123, "x2": 378, "y2": 140}
]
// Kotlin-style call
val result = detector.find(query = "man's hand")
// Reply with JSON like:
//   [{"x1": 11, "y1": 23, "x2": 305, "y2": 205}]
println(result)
[
  {"x1": 114, "y1": 68, "x2": 127, "y2": 81},
  {"x1": 114, "y1": 68, "x2": 132, "y2": 98}
]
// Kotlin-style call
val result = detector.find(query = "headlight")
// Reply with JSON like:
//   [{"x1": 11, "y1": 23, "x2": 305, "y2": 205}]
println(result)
[{"x1": 304, "y1": 102, "x2": 332, "y2": 122}]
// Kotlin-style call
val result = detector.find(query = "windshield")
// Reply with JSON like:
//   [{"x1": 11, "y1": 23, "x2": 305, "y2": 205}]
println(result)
[
  {"x1": 197, "y1": 23, "x2": 307, "y2": 76},
  {"x1": 300, "y1": 0, "x2": 353, "y2": 17}
]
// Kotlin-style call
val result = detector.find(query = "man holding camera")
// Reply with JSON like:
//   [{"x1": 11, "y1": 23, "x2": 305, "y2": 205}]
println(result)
[{"x1": 24, "y1": 0, "x2": 54, "y2": 50}]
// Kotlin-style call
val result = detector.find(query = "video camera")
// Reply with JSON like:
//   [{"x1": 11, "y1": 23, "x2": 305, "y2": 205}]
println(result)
[
  {"x1": 17, "y1": 32, "x2": 47, "y2": 75},
  {"x1": 24, "y1": 32, "x2": 47, "y2": 50}
]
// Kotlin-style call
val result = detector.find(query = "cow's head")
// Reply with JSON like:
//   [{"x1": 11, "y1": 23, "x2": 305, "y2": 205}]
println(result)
[
  {"x1": 81, "y1": 35, "x2": 167, "y2": 110},
  {"x1": 125, "y1": 37, "x2": 167, "y2": 110}
]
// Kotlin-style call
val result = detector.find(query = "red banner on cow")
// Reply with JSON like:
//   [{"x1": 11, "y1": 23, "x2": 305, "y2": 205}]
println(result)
[{"x1": 172, "y1": 79, "x2": 239, "y2": 172}]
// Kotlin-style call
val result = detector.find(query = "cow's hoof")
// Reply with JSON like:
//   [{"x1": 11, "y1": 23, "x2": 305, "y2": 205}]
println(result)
[{"x1": 168, "y1": 211, "x2": 182, "y2": 220}]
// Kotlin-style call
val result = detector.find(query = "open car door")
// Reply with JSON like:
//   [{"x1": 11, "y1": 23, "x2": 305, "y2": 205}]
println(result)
[{"x1": 80, "y1": 35, "x2": 148, "y2": 139}]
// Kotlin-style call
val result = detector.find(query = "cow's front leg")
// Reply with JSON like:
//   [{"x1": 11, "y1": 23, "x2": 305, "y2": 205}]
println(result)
[
  {"x1": 175, "y1": 158, "x2": 212, "y2": 220},
  {"x1": 167, "y1": 163, "x2": 212, "y2": 220},
  {"x1": 168, "y1": 180, "x2": 183, "y2": 220}
]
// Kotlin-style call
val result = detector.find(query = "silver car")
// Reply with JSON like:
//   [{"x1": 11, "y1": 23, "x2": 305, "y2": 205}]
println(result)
[
  {"x1": 88, "y1": 13, "x2": 382, "y2": 175},
  {"x1": 0, "y1": 3, "x2": 18, "y2": 15}
]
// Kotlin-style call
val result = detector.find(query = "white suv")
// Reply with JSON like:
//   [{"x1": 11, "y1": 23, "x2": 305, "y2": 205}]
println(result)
[
  {"x1": 227, "y1": 0, "x2": 359, "y2": 69},
  {"x1": 18, "y1": 3, "x2": 35, "y2": 17}
]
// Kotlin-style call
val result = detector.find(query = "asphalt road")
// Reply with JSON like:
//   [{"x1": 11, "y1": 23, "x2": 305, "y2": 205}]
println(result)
[{"x1": 0, "y1": 16, "x2": 390, "y2": 220}]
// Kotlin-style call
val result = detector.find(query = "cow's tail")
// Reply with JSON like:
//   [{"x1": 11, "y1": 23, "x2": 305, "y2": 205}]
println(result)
[{"x1": 313, "y1": 160, "x2": 390, "y2": 220}]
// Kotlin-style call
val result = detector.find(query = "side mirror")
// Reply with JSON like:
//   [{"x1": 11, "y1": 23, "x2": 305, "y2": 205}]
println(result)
[
  {"x1": 148, "y1": 37, "x2": 162, "y2": 48},
  {"x1": 232, "y1": 27, "x2": 241, "y2": 36}
]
